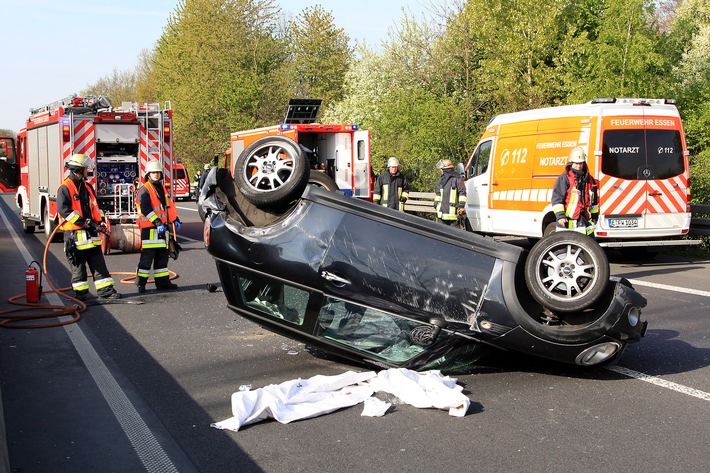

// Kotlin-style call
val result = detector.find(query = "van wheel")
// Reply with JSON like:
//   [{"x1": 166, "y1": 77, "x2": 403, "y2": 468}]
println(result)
[
  {"x1": 308, "y1": 170, "x2": 339, "y2": 191},
  {"x1": 234, "y1": 136, "x2": 309, "y2": 208},
  {"x1": 524, "y1": 232, "x2": 609, "y2": 313}
]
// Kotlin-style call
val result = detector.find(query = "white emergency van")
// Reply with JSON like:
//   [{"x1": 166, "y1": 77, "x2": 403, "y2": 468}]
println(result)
[{"x1": 464, "y1": 98, "x2": 693, "y2": 248}]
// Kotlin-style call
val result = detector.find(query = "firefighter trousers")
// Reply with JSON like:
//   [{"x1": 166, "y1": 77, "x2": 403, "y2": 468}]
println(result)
[
  {"x1": 136, "y1": 247, "x2": 171, "y2": 288},
  {"x1": 68, "y1": 245, "x2": 117, "y2": 298}
]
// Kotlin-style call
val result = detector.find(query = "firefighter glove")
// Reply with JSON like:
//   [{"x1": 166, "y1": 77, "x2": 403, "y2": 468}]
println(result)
[
  {"x1": 156, "y1": 224, "x2": 166, "y2": 238},
  {"x1": 173, "y1": 220, "x2": 181, "y2": 232},
  {"x1": 400, "y1": 196, "x2": 408, "y2": 203},
  {"x1": 85, "y1": 220, "x2": 99, "y2": 235},
  {"x1": 457, "y1": 207, "x2": 466, "y2": 216}
]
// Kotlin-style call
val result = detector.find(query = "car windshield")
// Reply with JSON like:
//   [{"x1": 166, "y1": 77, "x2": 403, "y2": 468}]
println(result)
[{"x1": 601, "y1": 129, "x2": 684, "y2": 180}]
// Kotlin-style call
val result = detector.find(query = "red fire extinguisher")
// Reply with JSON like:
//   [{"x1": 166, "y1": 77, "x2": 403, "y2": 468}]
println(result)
[{"x1": 25, "y1": 261, "x2": 43, "y2": 303}]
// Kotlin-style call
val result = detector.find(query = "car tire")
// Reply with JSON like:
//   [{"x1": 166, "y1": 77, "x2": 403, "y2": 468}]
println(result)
[
  {"x1": 234, "y1": 136, "x2": 309, "y2": 208},
  {"x1": 308, "y1": 170, "x2": 339, "y2": 191},
  {"x1": 524, "y1": 231, "x2": 609, "y2": 313}
]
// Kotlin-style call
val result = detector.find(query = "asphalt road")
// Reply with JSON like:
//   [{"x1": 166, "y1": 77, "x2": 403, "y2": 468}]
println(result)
[{"x1": 1, "y1": 192, "x2": 709, "y2": 473}]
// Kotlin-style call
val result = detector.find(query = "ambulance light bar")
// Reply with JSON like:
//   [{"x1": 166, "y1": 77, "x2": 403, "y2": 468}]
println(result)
[{"x1": 591, "y1": 98, "x2": 676, "y2": 105}]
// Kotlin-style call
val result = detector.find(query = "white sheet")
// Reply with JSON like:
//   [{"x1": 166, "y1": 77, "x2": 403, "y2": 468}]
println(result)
[{"x1": 211, "y1": 368, "x2": 471, "y2": 432}]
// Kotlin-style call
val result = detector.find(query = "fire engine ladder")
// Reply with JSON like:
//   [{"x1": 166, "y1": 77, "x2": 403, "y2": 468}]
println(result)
[
  {"x1": 140, "y1": 103, "x2": 165, "y2": 163},
  {"x1": 29, "y1": 94, "x2": 78, "y2": 116}
]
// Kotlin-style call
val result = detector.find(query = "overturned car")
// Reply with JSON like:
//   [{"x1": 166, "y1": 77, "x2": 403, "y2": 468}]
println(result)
[{"x1": 200, "y1": 137, "x2": 647, "y2": 372}]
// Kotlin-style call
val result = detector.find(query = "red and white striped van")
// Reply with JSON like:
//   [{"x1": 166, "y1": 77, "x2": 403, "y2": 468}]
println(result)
[{"x1": 464, "y1": 98, "x2": 692, "y2": 248}]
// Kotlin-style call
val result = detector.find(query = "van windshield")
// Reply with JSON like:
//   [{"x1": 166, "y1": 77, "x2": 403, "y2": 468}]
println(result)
[{"x1": 601, "y1": 129, "x2": 684, "y2": 180}]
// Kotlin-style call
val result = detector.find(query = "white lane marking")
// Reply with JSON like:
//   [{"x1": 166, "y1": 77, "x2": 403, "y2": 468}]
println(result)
[
  {"x1": 627, "y1": 278, "x2": 710, "y2": 298},
  {"x1": 0, "y1": 205, "x2": 181, "y2": 473},
  {"x1": 606, "y1": 365, "x2": 710, "y2": 402}
]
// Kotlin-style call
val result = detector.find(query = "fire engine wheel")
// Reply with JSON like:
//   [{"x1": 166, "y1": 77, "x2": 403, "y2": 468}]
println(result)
[
  {"x1": 524, "y1": 231, "x2": 609, "y2": 313},
  {"x1": 22, "y1": 216, "x2": 35, "y2": 234},
  {"x1": 308, "y1": 170, "x2": 339, "y2": 191},
  {"x1": 234, "y1": 136, "x2": 309, "y2": 208},
  {"x1": 44, "y1": 207, "x2": 63, "y2": 243}
]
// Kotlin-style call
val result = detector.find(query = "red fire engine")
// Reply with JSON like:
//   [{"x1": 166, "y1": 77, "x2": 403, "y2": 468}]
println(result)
[{"x1": 14, "y1": 94, "x2": 174, "y2": 252}]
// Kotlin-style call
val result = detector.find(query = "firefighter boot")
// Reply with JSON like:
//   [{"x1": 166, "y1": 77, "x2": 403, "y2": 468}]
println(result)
[
  {"x1": 155, "y1": 276, "x2": 178, "y2": 291},
  {"x1": 136, "y1": 275, "x2": 148, "y2": 294}
]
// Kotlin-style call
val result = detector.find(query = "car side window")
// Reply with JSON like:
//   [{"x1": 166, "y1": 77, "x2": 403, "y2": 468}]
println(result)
[
  {"x1": 317, "y1": 297, "x2": 445, "y2": 363},
  {"x1": 237, "y1": 273, "x2": 309, "y2": 325}
]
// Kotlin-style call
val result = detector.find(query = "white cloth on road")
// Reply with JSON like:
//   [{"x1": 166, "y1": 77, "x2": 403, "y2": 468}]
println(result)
[{"x1": 211, "y1": 368, "x2": 471, "y2": 432}]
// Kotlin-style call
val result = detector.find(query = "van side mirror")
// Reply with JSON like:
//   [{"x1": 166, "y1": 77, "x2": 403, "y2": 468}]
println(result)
[{"x1": 456, "y1": 162, "x2": 465, "y2": 177}]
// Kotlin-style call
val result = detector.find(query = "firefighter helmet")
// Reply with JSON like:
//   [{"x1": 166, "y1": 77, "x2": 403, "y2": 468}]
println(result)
[
  {"x1": 569, "y1": 147, "x2": 587, "y2": 163},
  {"x1": 387, "y1": 157, "x2": 399, "y2": 168},
  {"x1": 204, "y1": 163, "x2": 211, "y2": 171},
  {"x1": 145, "y1": 160, "x2": 163, "y2": 177},
  {"x1": 65, "y1": 153, "x2": 91, "y2": 171},
  {"x1": 441, "y1": 159, "x2": 454, "y2": 169}
]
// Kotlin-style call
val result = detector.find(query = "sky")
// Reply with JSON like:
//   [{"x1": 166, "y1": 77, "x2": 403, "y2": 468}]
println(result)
[{"x1": 1, "y1": 0, "x2": 435, "y2": 133}]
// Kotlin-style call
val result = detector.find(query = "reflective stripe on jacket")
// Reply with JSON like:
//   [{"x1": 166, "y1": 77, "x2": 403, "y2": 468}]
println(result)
[
  {"x1": 58, "y1": 177, "x2": 103, "y2": 249},
  {"x1": 435, "y1": 171, "x2": 467, "y2": 221},
  {"x1": 137, "y1": 182, "x2": 178, "y2": 229}
]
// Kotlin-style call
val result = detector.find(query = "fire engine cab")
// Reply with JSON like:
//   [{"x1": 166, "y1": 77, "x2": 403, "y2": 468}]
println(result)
[
  {"x1": 0, "y1": 136, "x2": 19, "y2": 192},
  {"x1": 227, "y1": 99, "x2": 373, "y2": 200},
  {"x1": 14, "y1": 94, "x2": 174, "y2": 252}
]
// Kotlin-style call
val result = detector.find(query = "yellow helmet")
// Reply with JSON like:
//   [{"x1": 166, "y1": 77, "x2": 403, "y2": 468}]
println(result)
[
  {"x1": 145, "y1": 160, "x2": 163, "y2": 176},
  {"x1": 65, "y1": 153, "x2": 91, "y2": 171},
  {"x1": 569, "y1": 147, "x2": 587, "y2": 163}
]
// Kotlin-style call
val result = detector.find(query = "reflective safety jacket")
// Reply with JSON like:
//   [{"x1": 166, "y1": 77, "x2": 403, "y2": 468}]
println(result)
[
  {"x1": 435, "y1": 170, "x2": 467, "y2": 221},
  {"x1": 551, "y1": 169, "x2": 599, "y2": 233},
  {"x1": 373, "y1": 171, "x2": 410, "y2": 211},
  {"x1": 137, "y1": 181, "x2": 178, "y2": 248},
  {"x1": 57, "y1": 177, "x2": 103, "y2": 250}
]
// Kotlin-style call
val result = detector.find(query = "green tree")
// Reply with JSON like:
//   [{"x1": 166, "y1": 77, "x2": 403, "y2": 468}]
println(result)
[
  {"x1": 559, "y1": 0, "x2": 672, "y2": 101},
  {"x1": 82, "y1": 67, "x2": 138, "y2": 106},
  {"x1": 287, "y1": 5, "x2": 352, "y2": 109},
  {"x1": 150, "y1": 0, "x2": 290, "y2": 169}
]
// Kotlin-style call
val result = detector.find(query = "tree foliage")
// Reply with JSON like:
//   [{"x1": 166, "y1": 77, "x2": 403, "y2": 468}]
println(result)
[
  {"x1": 287, "y1": 5, "x2": 352, "y2": 110},
  {"x1": 81, "y1": 0, "x2": 710, "y2": 200}
]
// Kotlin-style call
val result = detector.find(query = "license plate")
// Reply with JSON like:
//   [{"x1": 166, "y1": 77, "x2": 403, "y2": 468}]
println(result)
[{"x1": 608, "y1": 218, "x2": 639, "y2": 228}]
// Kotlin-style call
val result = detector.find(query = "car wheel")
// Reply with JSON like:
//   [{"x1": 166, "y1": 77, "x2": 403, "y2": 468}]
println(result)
[
  {"x1": 308, "y1": 170, "x2": 339, "y2": 191},
  {"x1": 524, "y1": 231, "x2": 609, "y2": 313},
  {"x1": 234, "y1": 136, "x2": 309, "y2": 208}
]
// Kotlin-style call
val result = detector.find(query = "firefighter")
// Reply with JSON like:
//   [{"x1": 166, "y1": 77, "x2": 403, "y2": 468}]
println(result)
[
  {"x1": 57, "y1": 154, "x2": 121, "y2": 301},
  {"x1": 135, "y1": 160, "x2": 181, "y2": 293},
  {"x1": 197, "y1": 163, "x2": 211, "y2": 199},
  {"x1": 434, "y1": 159, "x2": 467, "y2": 226},
  {"x1": 373, "y1": 157, "x2": 410, "y2": 211},
  {"x1": 551, "y1": 147, "x2": 599, "y2": 235}
]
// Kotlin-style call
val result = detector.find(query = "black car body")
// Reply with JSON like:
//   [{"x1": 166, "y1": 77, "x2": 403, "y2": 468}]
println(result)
[{"x1": 200, "y1": 142, "x2": 646, "y2": 372}]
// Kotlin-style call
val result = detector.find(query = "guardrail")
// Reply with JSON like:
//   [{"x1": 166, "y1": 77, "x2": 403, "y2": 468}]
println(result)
[
  {"x1": 690, "y1": 204, "x2": 710, "y2": 236},
  {"x1": 405, "y1": 195, "x2": 710, "y2": 238}
]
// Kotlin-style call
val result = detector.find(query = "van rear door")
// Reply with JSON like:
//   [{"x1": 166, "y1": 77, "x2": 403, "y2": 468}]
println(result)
[{"x1": 597, "y1": 109, "x2": 688, "y2": 235}]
